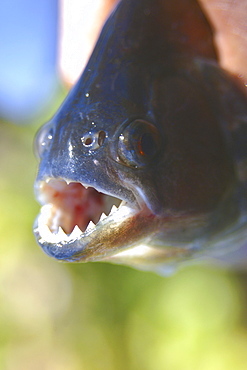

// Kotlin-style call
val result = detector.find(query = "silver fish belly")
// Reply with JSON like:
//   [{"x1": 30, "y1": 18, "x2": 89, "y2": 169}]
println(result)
[{"x1": 33, "y1": 0, "x2": 247, "y2": 274}]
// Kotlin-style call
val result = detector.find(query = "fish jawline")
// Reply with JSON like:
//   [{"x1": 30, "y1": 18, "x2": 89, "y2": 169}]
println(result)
[{"x1": 33, "y1": 178, "x2": 144, "y2": 262}]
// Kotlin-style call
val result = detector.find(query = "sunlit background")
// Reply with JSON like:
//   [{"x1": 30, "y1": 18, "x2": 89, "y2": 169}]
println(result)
[{"x1": 0, "y1": 1, "x2": 247, "y2": 369}]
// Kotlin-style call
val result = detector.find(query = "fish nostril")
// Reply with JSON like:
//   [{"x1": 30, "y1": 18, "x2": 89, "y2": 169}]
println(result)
[
  {"x1": 81, "y1": 131, "x2": 106, "y2": 150},
  {"x1": 98, "y1": 130, "x2": 106, "y2": 146},
  {"x1": 84, "y1": 137, "x2": 93, "y2": 146},
  {"x1": 81, "y1": 134, "x2": 94, "y2": 147}
]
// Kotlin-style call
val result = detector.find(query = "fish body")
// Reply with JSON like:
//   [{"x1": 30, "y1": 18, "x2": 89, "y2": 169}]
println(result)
[{"x1": 34, "y1": 0, "x2": 247, "y2": 274}]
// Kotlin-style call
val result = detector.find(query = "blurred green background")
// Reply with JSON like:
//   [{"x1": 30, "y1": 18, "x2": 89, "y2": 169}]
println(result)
[{"x1": 1, "y1": 103, "x2": 247, "y2": 369}]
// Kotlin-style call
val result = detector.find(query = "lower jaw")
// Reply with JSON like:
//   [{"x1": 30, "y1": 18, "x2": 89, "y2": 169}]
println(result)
[
  {"x1": 33, "y1": 200, "x2": 143, "y2": 263},
  {"x1": 35, "y1": 177, "x2": 125, "y2": 239}
]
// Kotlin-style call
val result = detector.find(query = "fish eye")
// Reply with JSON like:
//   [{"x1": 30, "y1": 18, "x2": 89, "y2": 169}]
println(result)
[
  {"x1": 34, "y1": 122, "x2": 54, "y2": 159},
  {"x1": 117, "y1": 119, "x2": 161, "y2": 168},
  {"x1": 81, "y1": 130, "x2": 106, "y2": 150}
]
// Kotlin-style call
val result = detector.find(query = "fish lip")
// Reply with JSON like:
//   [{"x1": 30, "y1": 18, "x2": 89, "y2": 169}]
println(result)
[{"x1": 33, "y1": 176, "x2": 141, "y2": 261}]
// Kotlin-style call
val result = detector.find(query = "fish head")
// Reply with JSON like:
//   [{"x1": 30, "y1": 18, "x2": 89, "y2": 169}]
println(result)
[
  {"x1": 34, "y1": 63, "x2": 168, "y2": 264},
  {"x1": 33, "y1": 0, "x2": 247, "y2": 273},
  {"x1": 34, "y1": 57, "x2": 246, "y2": 271}
]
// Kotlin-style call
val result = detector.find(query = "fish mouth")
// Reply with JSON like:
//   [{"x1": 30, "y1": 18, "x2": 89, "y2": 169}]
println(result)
[
  {"x1": 33, "y1": 178, "x2": 201, "y2": 269},
  {"x1": 34, "y1": 177, "x2": 141, "y2": 262}
]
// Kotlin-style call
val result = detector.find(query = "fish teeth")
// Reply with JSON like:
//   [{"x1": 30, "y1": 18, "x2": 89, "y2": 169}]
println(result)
[
  {"x1": 57, "y1": 226, "x2": 68, "y2": 239},
  {"x1": 86, "y1": 220, "x2": 96, "y2": 231},
  {"x1": 42, "y1": 224, "x2": 54, "y2": 239},
  {"x1": 109, "y1": 205, "x2": 118, "y2": 215},
  {"x1": 38, "y1": 223, "x2": 84, "y2": 243},
  {"x1": 99, "y1": 212, "x2": 107, "y2": 222},
  {"x1": 38, "y1": 224, "x2": 68, "y2": 243},
  {"x1": 69, "y1": 225, "x2": 83, "y2": 239}
]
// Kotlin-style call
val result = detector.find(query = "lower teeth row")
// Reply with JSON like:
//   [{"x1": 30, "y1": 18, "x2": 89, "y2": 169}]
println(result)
[{"x1": 37, "y1": 203, "x2": 121, "y2": 243}]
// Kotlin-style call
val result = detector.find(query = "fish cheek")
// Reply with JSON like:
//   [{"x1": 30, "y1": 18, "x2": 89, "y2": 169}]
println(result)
[{"x1": 152, "y1": 75, "x2": 236, "y2": 214}]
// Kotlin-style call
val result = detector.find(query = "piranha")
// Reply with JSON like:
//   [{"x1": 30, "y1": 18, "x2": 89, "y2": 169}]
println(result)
[{"x1": 34, "y1": 0, "x2": 247, "y2": 274}]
